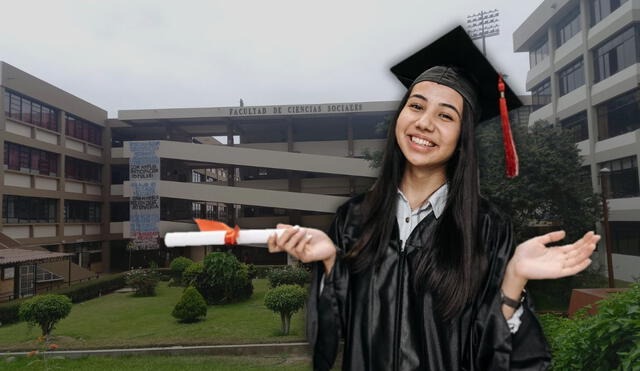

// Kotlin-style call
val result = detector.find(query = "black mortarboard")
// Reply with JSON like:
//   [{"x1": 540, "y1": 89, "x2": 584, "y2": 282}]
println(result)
[
  {"x1": 390, "y1": 25, "x2": 521, "y2": 177},
  {"x1": 390, "y1": 25, "x2": 522, "y2": 123}
]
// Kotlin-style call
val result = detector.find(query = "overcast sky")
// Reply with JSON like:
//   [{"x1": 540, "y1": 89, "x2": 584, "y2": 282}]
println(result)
[{"x1": 0, "y1": 0, "x2": 543, "y2": 117}]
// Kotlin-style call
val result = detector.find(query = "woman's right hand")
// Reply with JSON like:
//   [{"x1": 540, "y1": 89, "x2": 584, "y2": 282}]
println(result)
[{"x1": 267, "y1": 224, "x2": 337, "y2": 274}]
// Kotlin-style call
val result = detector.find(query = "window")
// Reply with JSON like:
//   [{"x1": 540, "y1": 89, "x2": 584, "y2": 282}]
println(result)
[
  {"x1": 561, "y1": 111, "x2": 589, "y2": 142},
  {"x1": 64, "y1": 200, "x2": 102, "y2": 223},
  {"x1": 65, "y1": 114, "x2": 102, "y2": 146},
  {"x1": 63, "y1": 241, "x2": 102, "y2": 269},
  {"x1": 65, "y1": 156, "x2": 102, "y2": 183},
  {"x1": 610, "y1": 222, "x2": 640, "y2": 256},
  {"x1": 3, "y1": 90, "x2": 58, "y2": 131},
  {"x1": 591, "y1": 0, "x2": 629, "y2": 26},
  {"x1": 2, "y1": 195, "x2": 58, "y2": 224},
  {"x1": 3, "y1": 142, "x2": 58, "y2": 176},
  {"x1": 596, "y1": 88, "x2": 640, "y2": 140},
  {"x1": 593, "y1": 25, "x2": 638, "y2": 82},
  {"x1": 529, "y1": 38, "x2": 549, "y2": 67},
  {"x1": 110, "y1": 202, "x2": 130, "y2": 222},
  {"x1": 531, "y1": 80, "x2": 552, "y2": 108},
  {"x1": 599, "y1": 156, "x2": 639, "y2": 198},
  {"x1": 557, "y1": 8, "x2": 581, "y2": 46},
  {"x1": 558, "y1": 59, "x2": 585, "y2": 96},
  {"x1": 36, "y1": 267, "x2": 63, "y2": 283}
]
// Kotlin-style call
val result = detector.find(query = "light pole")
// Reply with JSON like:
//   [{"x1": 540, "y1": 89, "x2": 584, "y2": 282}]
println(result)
[
  {"x1": 599, "y1": 167, "x2": 615, "y2": 288},
  {"x1": 466, "y1": 9, "x2": 500, "y2": 55}
]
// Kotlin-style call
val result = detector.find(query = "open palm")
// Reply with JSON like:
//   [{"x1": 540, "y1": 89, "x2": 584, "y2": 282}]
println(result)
[{"x1": 511, "y1": 231, "x2": 600, "y2": 280}]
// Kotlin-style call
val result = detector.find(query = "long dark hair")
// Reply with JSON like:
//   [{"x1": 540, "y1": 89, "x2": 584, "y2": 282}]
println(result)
[{"x1": 344, "y1": 88, "x2": 486, "y2": 320}]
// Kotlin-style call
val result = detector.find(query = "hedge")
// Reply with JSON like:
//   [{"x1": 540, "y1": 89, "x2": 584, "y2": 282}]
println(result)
[
  {"x1": 0, "y1": 273, "x2": 126, "y2": 325},
  {"x1": 55, "y1": 273, "x2": 127, "y2": 303}
]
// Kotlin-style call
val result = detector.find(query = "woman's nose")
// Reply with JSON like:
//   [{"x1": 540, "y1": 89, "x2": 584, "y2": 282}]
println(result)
[{"x1": 415, "y1": 112, "x2": 435, "y2": 131}]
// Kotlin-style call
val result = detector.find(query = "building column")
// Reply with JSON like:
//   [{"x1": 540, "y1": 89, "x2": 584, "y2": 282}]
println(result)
[
  {"x1": 0, "y1": 87, "x2": 6, "y2": 224},
  {"x1": 286, "y1": 118, "x2": 301, "y2": 226},
  {"x1": 57, "y1": 110, "x2": 67, "y2": 240},
  {"x1": 347, "y1": 116, "x2": 356, "y2": 196},
  {"x1": 226, "y1": 121, "x2": 236, "y2": 225},
  {"x1": 101, "y1": 120, "x2": 112, "y2": 273},
  {"x1": 547, "y1": 26, "x2": 560, "y2": 125},
  {"x1": 580, "y1": 0, "x2": 608, "y2": 272}
]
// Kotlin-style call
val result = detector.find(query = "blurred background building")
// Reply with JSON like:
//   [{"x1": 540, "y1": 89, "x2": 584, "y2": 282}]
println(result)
[{"x1": 514, "y1": 0, "x2": 640, "y2": 282}]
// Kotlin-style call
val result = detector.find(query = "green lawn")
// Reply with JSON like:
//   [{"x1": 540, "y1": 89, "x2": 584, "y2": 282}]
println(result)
[
  {"x1": 0, "y1": 279, "x2": 306, "y2": 351},
  {"x1": 1, "y1": 354, "x2": 311, "y2": 370}
]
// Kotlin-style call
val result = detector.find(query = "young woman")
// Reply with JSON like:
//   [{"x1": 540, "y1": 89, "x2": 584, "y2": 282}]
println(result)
[{"x1": 267, "y1": 30, "x2": 599, "y2": 371}]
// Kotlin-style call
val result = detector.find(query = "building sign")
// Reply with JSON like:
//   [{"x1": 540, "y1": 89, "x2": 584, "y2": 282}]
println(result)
[
  {"x1": 227, "y1": 103, "x2": 365, "y2": 117},
  {"x1": 129, "y1": 141, "x2": 161, "y2": 250}
]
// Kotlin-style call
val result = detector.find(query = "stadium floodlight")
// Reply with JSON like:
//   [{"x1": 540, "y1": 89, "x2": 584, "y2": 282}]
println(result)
[{"x1": 466, "y1": 9, "x2": 500, "y2": 55}]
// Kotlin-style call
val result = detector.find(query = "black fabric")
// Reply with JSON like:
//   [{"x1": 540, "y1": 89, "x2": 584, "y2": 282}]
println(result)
[{"x1": 306, "y1": 194, "x2": 551, "y2": 371}]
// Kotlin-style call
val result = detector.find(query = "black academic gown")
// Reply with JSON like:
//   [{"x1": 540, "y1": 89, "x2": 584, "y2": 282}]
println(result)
[{"x1": 306, "y1": 194, "x2": 551, "y2": 371}]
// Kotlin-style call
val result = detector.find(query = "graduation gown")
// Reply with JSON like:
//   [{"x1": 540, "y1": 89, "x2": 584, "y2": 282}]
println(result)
[{"x1": 306, "y1": 194, "x2": 551, "y2": 371}]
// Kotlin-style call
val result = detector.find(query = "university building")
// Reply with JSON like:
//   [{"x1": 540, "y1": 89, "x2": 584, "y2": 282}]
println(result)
[
  {"x1": 514, "y1": 0, "x2": 640, "y2": 281},
  {"x1": 0, "y1": 61, "x2": 396, "y2": 300}
]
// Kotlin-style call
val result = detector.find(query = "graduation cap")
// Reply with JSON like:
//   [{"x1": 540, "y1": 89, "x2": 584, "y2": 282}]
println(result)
[{"x1": 390, "y1": 25, "x2": 520, "y2": 177}]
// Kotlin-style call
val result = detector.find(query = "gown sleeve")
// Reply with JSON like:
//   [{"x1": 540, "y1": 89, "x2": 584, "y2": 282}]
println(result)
[
  {"x1": 472, "y1": 211, "x2": 551, "y2": 371},
  {"x1": 306, "y1": 203, "x2": 351, "y2": 371}
]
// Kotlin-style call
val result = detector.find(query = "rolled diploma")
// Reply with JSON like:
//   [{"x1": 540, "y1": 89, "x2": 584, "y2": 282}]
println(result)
[{"x1": 164, "y1": 229, "x2": 287, "y2": 247}]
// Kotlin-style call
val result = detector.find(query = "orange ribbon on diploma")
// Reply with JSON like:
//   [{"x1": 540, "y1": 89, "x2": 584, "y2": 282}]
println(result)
[{"x1": 193, "y1": 219, "x2": 240, "y2": 245}]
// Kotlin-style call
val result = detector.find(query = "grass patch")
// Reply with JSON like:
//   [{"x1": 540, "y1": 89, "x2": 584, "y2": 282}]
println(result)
[
  {"x1": 0, "y1": 354, "x2": 311, "y2": 370},
  {"x1": 0, "y1": 279, "x2": 306, "y2": 351}
]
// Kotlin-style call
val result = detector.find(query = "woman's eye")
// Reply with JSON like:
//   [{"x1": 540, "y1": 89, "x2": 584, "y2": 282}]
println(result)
[
  {"x1": 440, "y1": 113, "x2": 453, "y2": 121},
  {"x1": 409, "y1": 103, "x2": 423, "y2": 110}
]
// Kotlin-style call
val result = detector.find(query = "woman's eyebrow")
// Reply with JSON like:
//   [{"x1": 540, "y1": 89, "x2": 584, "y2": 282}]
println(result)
[{"x1": 409, "y1": 94, "x2": 461, "y2": 119}]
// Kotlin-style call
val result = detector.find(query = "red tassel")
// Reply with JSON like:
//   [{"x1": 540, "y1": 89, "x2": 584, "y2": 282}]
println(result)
[{"x1": 498, "y1": 74, "x2": 519, "y2": 178}]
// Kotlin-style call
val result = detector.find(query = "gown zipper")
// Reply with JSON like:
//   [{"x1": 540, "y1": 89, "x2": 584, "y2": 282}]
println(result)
[{"x1": 393, "y1": 241, "x2": 406, "y2": 371}]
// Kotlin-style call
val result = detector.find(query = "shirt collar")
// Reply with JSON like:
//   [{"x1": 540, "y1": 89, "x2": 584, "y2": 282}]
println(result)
[{"x1": 397, "y1": 183, "x2": 448, "y2": 219}]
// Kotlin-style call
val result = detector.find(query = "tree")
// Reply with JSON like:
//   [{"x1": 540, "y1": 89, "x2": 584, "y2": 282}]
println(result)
[
  {"x1": 477, "y1": 119, "x2": 599, "y2": 243},
  {"x1": 172, "y1": 286, "x2": 207, "y2": 323},
  {"x1": 19, "y1": 294, "x2": 72, "y2": 336},
  {"x1": 264, "y1": 284, "x2": 307, "y2": 335}
]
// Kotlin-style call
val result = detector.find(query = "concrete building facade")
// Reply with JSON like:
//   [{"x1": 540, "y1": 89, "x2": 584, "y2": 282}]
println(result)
[{"x1": 514, "y1": 0, "x2": 640, "y2": 281}]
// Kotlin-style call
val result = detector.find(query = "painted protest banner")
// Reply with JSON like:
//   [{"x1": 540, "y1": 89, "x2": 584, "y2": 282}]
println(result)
[{"x1": 129, "y1": 141, "x2": 161, "y2": 250}]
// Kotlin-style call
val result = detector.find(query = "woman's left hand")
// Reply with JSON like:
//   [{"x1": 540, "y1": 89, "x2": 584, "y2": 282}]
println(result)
[{"x1": 508, "y1": 230, "x2": 600, "y2": 281}]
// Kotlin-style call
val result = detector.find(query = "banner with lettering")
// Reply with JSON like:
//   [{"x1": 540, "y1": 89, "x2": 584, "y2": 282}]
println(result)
[{"x1": 129, "y1": 141, "x2": 161, "y2": 250}]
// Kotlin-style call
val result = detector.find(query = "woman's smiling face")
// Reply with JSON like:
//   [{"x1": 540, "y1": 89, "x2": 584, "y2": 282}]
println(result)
[{"x1": 395, "y1": 80, "x2": 463, "y2": 174}]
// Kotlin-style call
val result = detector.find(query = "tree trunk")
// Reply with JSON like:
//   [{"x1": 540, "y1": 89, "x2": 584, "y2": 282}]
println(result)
[{"x1": 280, "y1": 312, "x2": 291, "y2": 335}]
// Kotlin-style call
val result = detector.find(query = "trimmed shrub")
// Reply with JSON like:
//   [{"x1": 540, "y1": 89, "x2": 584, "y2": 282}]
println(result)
[
  {"x1": 55, "y1": 273, "x2": 126, "y2": 303},
  {"x1": 172, "y1": 286, "x2": 207, "y2": 323},
  {"x1": 0, "y1": 298, "x2": 29, "y2": 326},
  {"x1": 264, "y1": 284, "x2": 307, "y2": 335},
  {"x1": 19, "y1": 294, "x2": 72, "y2": 336},
  {"x1": 125, "y1": 268, "x2": 160, "y2": 296},
  {"x1": 539, "y1": 284, "x2": 640, "y2": 370},
  {"x1": 183, "y1": 262, "x2": 203, "y2": 287},
  {"x1": 267, "y1": 266, "x2": 310, "y2": 288},
  {"x1": 196, "y1": 252, "x2": 253, "y2": 305},
  {"x1": 169, "y1": 257, "x2": 193, "y2": 285}
]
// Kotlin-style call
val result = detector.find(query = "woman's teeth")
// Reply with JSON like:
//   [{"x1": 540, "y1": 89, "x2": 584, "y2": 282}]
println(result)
[{"x1": 411, "y1": 136, "x2": 436, "y2": 147}]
